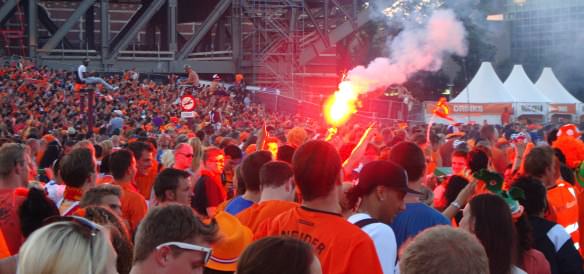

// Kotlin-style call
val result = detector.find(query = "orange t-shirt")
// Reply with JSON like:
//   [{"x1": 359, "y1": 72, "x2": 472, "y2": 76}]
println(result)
[
  {"x1": 0, "y1": 189, "x2": 25, "y2": 255},
  {"x1": 237, "y1": 200, "x2": 298, "y2": 232},
  {"x1": 255, "y1": 206, "x2": 383, "y2": 274},
  {"x1": 0, "y1": 230, "x2": 10, "y2": 259},
  {"x1": 135, "y1": 160, "x2": 158, "y2": 199},
  {"x1": 116, "y1": 182, "x2": 148, "y2": 233},
  {"x1": 0, "y1": 189, "x2": 26, "y2": 254}
]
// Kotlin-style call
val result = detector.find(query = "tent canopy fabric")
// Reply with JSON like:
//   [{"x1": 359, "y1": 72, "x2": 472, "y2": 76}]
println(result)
[
  {"x1": 535, "y1": 67, "x2": 582, "y2": 104},
  {"x1": 503, "y1": 65, "x2": 550, "y2": 103},
  {"x1": 451, "y1": 62, "x2": 515, "y2": 103}
]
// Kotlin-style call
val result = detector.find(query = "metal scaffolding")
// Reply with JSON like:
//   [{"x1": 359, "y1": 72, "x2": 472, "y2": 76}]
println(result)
[{"x1": 0, "y1": 0, "x2": 372, "y2": 98}]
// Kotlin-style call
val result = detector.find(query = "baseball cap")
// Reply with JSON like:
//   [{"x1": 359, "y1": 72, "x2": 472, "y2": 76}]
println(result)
[{"x1": 357, "y1": 160, "x2": 423, "y2": 195}]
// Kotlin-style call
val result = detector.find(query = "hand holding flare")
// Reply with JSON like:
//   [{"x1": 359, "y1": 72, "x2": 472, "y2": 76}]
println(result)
[{"x1": 342, "y1": 123, "x2": 377, "y2": 173}]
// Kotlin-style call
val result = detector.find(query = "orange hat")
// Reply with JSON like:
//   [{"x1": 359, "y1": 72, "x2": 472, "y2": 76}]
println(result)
[
  {"x1": 41, "y1": 134, "x2": 56, "y2": 144},
  {"x1": 206, "y1": 211, "x2": 253, "y2": 271},
  {"x1": 557, "y1": 124, "x2": 581, "y2": 138}
]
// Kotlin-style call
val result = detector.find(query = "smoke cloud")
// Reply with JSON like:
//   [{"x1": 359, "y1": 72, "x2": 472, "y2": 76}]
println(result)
[{"x1": 345, "y1": 9, "x2": 468, "y2": 93}]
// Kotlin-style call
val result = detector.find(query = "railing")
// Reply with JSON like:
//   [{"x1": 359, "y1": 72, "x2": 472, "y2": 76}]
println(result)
[
  {"x1": 255, "y1": 91, "x2": 423, "y2": 125},
  {"x1": 118, "y1": 50, "x2": 174, "y2": 61},
  {"x1": 187, "y1": 50, "x2": 232, "y2": 61},
  {"x1": 36, "y1": 49, "x2": 99, "y2": 59}
]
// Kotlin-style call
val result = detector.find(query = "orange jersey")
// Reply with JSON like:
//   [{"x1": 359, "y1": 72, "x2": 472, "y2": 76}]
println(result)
[
  {"x1": 236, "y1": 200, "x2": 298, "y2": 232},
  {"x1": 546, "y1": 181, "x2": 580, "y2": 251},
  {"x1": 135, "y1": 160, "x2": 158, "y2": 200},
  {"x1": 255, "y1": 206, "x2": 383, "y2": 274},
  {"x1": 116, "y1": 182, "x2": 148, "y2": 234}
]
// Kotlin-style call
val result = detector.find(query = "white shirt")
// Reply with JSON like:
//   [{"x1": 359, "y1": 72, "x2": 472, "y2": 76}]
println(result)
[
  {"x1": 512, "y1": 265, "x2": 528, "y2": 274},
  {"x1": 348, "y1": 213, "x2": 397, "y2": 274},
  {"x1": 77, "y1": 64, "x2": 87, "y2": 81},
  {"x1": 45, "y1": 180, "x2": 65, "y2": 205}
]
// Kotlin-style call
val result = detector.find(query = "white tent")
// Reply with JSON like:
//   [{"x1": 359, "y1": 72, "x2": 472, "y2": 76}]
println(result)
[
  {"x1": 503, "y1": 65, "x2": 550, "y2": 118},
  {"x1": 427, "y1": 62, "x2": 514, "y2": 124},
  {"x1": 535, "y1": 68, "x2": 581, "y2": 104},
  {"x1": 504, "y1": 65, "x2": 550, "y2": 103},
  {"x1": 451, "y1": 62, "x2": 514, "y2": 103}
]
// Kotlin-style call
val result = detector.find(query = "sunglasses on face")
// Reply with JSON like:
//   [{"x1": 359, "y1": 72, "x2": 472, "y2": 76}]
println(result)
[{"x1": 156, "y1": 241, "x2": 213, "y2": 264}]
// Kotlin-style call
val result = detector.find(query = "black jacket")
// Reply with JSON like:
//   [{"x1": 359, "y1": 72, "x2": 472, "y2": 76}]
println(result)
[{"x1": 529, "y1": 216, "x2": 583, "y2": 274}]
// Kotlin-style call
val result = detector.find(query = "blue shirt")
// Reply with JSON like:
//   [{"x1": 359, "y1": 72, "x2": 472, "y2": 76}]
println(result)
[
  {"x1": 389, "y1": 203, "x2": 450, "y2": 250},
  {"x1": 224, "y1": 196, "x2": 254, "y2": 215}
]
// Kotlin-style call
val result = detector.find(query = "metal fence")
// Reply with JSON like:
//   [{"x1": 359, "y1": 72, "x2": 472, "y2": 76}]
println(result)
[{"x1": 255, "y1": 91, "x2": 425, "y2": 126}]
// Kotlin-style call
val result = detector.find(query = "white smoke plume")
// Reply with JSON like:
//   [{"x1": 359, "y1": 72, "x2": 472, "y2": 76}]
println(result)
[{"x1": 345, "y1": 9, "x2": 468, "y2": 94}]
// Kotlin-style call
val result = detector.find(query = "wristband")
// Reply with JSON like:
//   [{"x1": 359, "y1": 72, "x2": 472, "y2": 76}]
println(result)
[{"x1": 450, "y1": 201, "x2": 462, "y2": 210}]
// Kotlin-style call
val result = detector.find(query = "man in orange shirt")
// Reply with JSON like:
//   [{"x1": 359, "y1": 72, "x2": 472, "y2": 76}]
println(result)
[
  {"x1": 237, "y1": 161, "x2": 298, "y2": 232},
  {"x1": 128, "y1": 141, "x2": 156, "y2": 200},
  {"x1": 58, "y1": 147, "x2": 97, "y2": 216},
  {"x1": 524, "y1": 146, "x2": 580, "y2": 251},
  {"x1": 0, "y1": 143, "x2": 31, "y2": 254},
  {"x1": 255, "y1": 141, "x2": 383, "y2": 274},
  {"x1": 110, "y1": 149, "x2": 148, "y2": 233}
]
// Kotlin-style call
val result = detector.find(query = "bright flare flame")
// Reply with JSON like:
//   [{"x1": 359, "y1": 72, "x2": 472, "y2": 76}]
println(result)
[{"x1": 323, "y1": 81, "x2": 359, "y2": 127}]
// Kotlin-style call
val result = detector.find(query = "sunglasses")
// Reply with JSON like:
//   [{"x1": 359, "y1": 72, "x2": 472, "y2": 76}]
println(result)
[
  {"x1": 156, "y1": 241, "x2": 213, "y2": 264},
  {"x1": 44, "y1": 215, "x2": 100, "y2": 237}
]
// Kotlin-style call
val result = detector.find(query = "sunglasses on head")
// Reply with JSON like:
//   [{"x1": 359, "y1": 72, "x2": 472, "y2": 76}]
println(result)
[
  {"x1": 156, "y1": 241, "x2": 213, "y2": 264},
  {"x1": 43, "y1": 216, "x2": 101, "y2": 272},
  {"x1": 44, "y1": 215, "x2": 100, "y2": 237}
]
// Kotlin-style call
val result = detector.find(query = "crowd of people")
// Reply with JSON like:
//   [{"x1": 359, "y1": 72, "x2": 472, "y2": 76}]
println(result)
[{"x1": 0, "y1": 59, "x2": 584, "y2": 274}]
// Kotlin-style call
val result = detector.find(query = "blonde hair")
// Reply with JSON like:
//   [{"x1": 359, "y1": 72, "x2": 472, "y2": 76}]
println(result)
[
  {"x1": 286, "y1": 127, "x2": 307, "y2": 148},
  {"x1": 189, "y1": 137, "x2": 204, "y2": 172},
  {"x1": 18, "y1": 221, "x2": 112, "y2": 274},
  {"x1": 160, "y1": 149, "x2": 175, "y2": 169},
  {"x1": 100, "y1": 140, "x2": 113, "y2": 157},
  {"x1": 399, "y1": 226, "x2": 489, "y2": 274}
]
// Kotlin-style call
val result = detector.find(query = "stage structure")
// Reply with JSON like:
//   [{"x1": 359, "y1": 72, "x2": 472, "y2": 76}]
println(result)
[{"x1": 0, "y1": 0, "x2": 374, "y2": 99}]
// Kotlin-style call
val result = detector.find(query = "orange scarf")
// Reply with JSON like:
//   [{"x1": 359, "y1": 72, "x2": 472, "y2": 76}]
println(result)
[{"x1": 63, "y1": 186, "x2": 83, "y2": 201}]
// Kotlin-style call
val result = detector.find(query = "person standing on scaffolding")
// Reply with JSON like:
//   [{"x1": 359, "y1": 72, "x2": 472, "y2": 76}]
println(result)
[{"x1": 76, "y1": 58, "x2": 118, "y2": 91}]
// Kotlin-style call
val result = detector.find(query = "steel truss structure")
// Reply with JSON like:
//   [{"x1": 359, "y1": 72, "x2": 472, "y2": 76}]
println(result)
[{"x1": 0, "y1": 0, "x2": 374, "y2": 97}]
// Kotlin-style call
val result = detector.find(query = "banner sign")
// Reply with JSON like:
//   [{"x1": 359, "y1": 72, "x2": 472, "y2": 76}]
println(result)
[
  {"x1": 425, "y1": 102, "x2": 512, "y2": 115},
  {"x1": 549, "y1": 104, "x2": 576, "y2": 114},
  {"x1": 516, "y1": 103, "x2": 545, "y2": 115}
]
